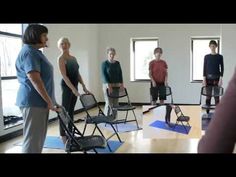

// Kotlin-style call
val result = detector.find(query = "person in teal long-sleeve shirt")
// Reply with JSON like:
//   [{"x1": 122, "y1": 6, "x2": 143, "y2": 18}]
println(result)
[{"x1": 101, "y1": 47, "x2": 124, "y2": 118}]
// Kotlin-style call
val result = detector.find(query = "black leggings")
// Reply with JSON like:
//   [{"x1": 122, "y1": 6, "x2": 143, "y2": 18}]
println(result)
[
  {"x1": 59, "y1": 85, "x2": 78, "y2": 136},
  {"x1": 206, "y1": 79, "x2": 219, "y2": 106}
]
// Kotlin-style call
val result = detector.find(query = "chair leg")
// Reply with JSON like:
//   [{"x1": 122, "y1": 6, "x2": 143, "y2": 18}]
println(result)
[
  {"x1": 115, "y1": 123, "x2": 118, "y2": 132},
  {"x1": 181, "y1": 122, "x2": 188, "y2": 134},
  {"x1": 93, "y1": 148, "x2": 98, "y2": 153},
  {"x1": 124, "y1": 111, "x2": 128, "y2": 123},
  {"x1": 92, "y1": 126, "x2": 96, "y2": 135},
  {"x1": 82, "y1": 122, "x2": 88, "y2": 135},
  {"x1": 132, "y1": 110, "x2": 139, "y2": 129},
  {"x1": 110, "y1": 124, "x2": 122, "y2": 142}
]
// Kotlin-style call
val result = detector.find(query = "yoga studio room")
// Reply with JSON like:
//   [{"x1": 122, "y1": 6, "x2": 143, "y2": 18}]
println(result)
[{"x1": 0, "y1": 23, "x2": 236, "y2": 153}]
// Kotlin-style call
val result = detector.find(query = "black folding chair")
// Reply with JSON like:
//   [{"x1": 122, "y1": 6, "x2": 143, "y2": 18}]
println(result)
[
  {"x1": 106, "y1": 87, "x2": 140, "y2": 131},
  {"x1": 57, "y1": 106, "x2": 107, "y2": 153},
  {"x1": 200, "y1": 86, "x2": 224, "y2": 119},
  {"x1": 79, "y1": 94, "x2": 124, "y2": 152},
  {"x1": 173, "y1": 105, "x2": 190, "y2": 134}
]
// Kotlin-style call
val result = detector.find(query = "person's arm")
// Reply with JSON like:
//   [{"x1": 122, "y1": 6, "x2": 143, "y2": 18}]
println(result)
[
  {"x1": 101, "y1": 61, "x2": 112, "y2": 93},
  {"x1": 165, "y1": 62, "x2": 168, "y2": 86},
  {"x1": 117, "y1": 61, "x2": 124, "y2": 89},
  {"x1": 27, "y1": 71, "x2": 57, "y2": 111},
  {"x1": 198, "y1": 68, "x2": 236, "y2": 153},
  {"x1": 78, "y1": 72, "x2": 90, "y2": 94},
  {"x1": 58, "y1": 57, "x2": 80, "y2": 97},
  {"x1": 218, "y1": 55, "x2": 224, "y2": 86},
  {"x1": 165, "y1": 71, "x2": 168, "y2": 86},
  {"x1": 149, "y1": 61, "x2": 156, "y2": 87},
  {"x1": 203, "y1": 56, "x2": 207, "y2": 86}
]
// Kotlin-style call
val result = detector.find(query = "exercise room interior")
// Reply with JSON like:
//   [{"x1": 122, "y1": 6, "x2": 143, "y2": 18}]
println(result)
[{"x1": 0, "y1": 24, "x2": 236, "y2": 153}]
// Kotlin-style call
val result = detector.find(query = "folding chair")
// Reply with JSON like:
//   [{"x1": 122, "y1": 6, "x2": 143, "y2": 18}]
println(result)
[
  {"x1": 80, "y1": 94, "x2": 124, "y2": 151},
  {"x1": 200, "y1": 86, "x2": 224, "y2": 119},
  {"x1": 173, "y1": 105, "x2": 190, "y2": 133},
  {"x1": 106, "y1": 87, "x2": 140, "y2": 131},
  {"x1": 57, "y1": 106, "x2": 107, "y2": 153}
]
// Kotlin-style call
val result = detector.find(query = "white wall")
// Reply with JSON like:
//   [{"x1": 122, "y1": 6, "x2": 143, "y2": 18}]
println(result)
[{"x1": 97, "y1": 24, "x2": 236, "y2": 104}]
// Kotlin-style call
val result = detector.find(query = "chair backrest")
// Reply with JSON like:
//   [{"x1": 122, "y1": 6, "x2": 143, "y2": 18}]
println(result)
[
  {"x1": 173, "y1": 105, "x2": 184, "y2": 117},
  {"x1": 106, "y1": 87, "x2": 128, "y2": 99},
  {"x1": 165, "y1": 86, "x2": 172, "y2": 96},
  {"x1": 200, "y1": 86, "x2": 224, "y2": 104},
  {"x1": 80, "y1": 93, "x2": 105, "y2": 117},
  {"x1": 57, "y1": 106, "x2": 83, "y2": 137},
  {"x1": 80, "y1": 94, "x2": 98, "y2": 110},
  {"x1": 166, "y1": 86, "x2": 174, "y2": 104},
  {"x1": 201, "y1": 86, "x2": 224, "y2": 97}
]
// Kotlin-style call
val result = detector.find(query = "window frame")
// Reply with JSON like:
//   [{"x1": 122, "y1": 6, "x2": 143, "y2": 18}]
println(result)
[
  {"x1": 190, "y1": 37, "x2": 220, "y2": 83},
  {"x1": 0, "y1": 24, "x2": 24, "y2": 80},
  {"x1": 131, "y1": 38, "x2": 159, "y2": 82}
]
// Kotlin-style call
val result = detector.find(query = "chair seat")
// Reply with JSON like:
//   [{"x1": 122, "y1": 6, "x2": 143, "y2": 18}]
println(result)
[
  {"x1": 201, "y1": 104, "x2": 216, "y2": 110},
  {"x1": 66, "y1": 135, "x2": 107, "y2": 152},
  {"x1": 177, "y1": 116, "x2": 190, "y2": 122},
  {"x1": 113, "y1": 105, "x2": 136, "y2": 111},
  {"x1": 86, "y1": 115, "x2": 117, "y2": 124}
]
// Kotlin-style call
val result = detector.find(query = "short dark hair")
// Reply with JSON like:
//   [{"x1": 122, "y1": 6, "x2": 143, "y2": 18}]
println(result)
[
  {"x1": 154, "y1": 47, "x2": 163, "y2": 54},
  {"x1": 23, "y1": 24, "x2": 48, "y2": 45},
  {"x1": 209, "y1": 40, "x2": 218, "y2": 47}
]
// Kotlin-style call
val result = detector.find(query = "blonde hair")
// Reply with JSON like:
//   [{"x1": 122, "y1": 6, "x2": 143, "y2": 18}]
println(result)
[
  {"x1": 57, "y1": 37, "x2": 70, "y2": 49},
  {"x1": 106, "y1": 47, "x2": 116, "y2": 54}
]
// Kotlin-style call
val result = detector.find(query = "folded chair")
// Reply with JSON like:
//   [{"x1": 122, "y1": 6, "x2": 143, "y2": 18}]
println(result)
[
  {"x1": 200, "y1": 86, "x2": 224, "y2": 119},
  {"x1": 173, "y1": 105, "x2": 190, "y2": 133},
  {"x1": 57, "y1": 106, "x2": 107, "y2": 153},
  {"x1": 106, "y1": 87, "x2": 140, "y2": 131},
  {"x1": 80, "y1": 94, "x2": 124, "y2": 151}
]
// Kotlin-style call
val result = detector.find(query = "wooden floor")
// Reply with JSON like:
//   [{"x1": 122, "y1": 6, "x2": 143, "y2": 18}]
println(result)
[{"x1": 0, "y1": 106, "x2": 235, "y2": 153}]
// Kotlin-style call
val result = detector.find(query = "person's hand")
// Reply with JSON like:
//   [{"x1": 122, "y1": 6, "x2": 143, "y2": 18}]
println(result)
[
  {"x1": 47, "y1": 101, "x2": 60, "y2": 112},
  {"x1": 202, "y1": 79, "x2": 206, "y2": 86},
  {"x1": 72, "y1": 88, "x2": 80, "y2": 97},
  {"x1": 218, "y1": 79, "x2": 223, "y2": 87},
  {"x1": 152, "y1": 81, "x2": 156, "y2": 87},
  {"x1": 83, "y1": 86, "x2": 91, "y2": 94},
  {"x1": 120, "y1": 83, "x2": 125, "y2": 91},
  {"x1": 108, "y1": 84, "x2": 113, "y2": 95}
]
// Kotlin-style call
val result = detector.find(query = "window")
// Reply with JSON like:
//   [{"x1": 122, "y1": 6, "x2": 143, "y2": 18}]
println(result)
[
  {"x1": 0, "y1": 24, "x2": 24, "y2": 79},
  {"x1": 191, "y1": 38, "x2": 220, "y2": 82},
  {"x1": 0, "y1": 24, "x2": 26, "y2": 129},
  {"x1": 131, "y1": 38, "x2": 159, "y2": 81}
]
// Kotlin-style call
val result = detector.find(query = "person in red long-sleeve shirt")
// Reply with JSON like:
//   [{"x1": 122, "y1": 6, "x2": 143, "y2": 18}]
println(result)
[{"x1": 149, "y1": 47, "x2": 168, "y2": 105}]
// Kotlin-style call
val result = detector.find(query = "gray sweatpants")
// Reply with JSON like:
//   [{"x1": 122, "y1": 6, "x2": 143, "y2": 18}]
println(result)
[{"x1": 20, "y1": 107, "x2": 49, "y2": 153}]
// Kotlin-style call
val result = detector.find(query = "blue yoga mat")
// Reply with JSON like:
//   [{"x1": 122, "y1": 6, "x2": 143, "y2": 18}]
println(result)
[
  {"x1": 15, "y1": 136, "x2": 65, "y2": 149},
  {"x1": 149, "y1": 120, "x2": 191, "y2": 134},
  {"x1": 15, "y1": 136, "x2": 123, "y2": 152},
  {"x1": 99, "y1": 123, "x2": 141, "y2": 133}
]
